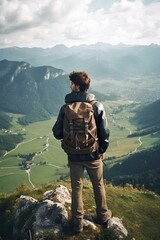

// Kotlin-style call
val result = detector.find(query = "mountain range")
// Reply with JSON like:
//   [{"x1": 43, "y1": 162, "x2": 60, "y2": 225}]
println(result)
[
  {"x1": 1, "y1": 43, "x2": 160, "y2": 80},
  {"x1": 0, "y1": 59, "x2": 69, "y2": 124}
]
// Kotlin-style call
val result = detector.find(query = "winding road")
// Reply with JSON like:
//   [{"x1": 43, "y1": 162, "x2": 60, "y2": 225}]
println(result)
[
  {"x1": 25, "y1": 169, "x2": 35, "y2": 188},
  {"x1": 2, "y1": 138, "x2": 37, "y2": 159},
  {"x1": 129, "y1": 137, "x2": 142, "y2": 155}
]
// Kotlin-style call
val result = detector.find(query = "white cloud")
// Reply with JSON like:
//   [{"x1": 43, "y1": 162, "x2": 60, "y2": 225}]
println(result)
[
  {"x1": 0, "y1": 0, "x2": 36, "y2": 33},
  {"x1": 0, "y1": 0, "x2": 160, "y2": 47}
]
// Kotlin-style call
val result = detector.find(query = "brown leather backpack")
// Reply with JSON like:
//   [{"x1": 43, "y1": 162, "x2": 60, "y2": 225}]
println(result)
[{"x1": 61, "y1": 101, "x2": 99, "y2": 154}]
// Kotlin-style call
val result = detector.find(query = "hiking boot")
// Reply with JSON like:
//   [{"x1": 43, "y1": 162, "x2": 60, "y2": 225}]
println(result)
[
  {"x1": 93, "y1": 210, "x2": 112, "y2": 226},
  {"x1": 95, "y1": 217, "x2": 109, "y2": 226},
  {"x1": 71, "y1": 218, "x2": 83, "y2": 234}
]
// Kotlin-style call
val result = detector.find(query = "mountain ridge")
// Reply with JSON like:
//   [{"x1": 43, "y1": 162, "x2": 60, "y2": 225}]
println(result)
[
  {"x1": 0, "y1": 59, "x2": 69, "y2": 124},
  {"x1": 1, "y1": 43, "x2": 160, "y2": 79}
]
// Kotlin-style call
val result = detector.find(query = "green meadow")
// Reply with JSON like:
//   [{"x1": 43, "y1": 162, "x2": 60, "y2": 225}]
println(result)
[
  {"x1": 0, "y1": 115, "x2": 67, "y2": 192},
  {"x1": 0, "y1": 100, "x2": 159, "y2": 193}
]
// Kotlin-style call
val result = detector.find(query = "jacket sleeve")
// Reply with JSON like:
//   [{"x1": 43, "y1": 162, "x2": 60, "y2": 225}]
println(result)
[
  {"x1": 52, "y1": 105, "x2": 65, "y2": 140},
  {"x1": 93, "y1": 102, "x2": 110, "y2": 154}
]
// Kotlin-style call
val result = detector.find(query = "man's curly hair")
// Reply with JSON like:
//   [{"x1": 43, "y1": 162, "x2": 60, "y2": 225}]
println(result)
[{"x1": 69, "y1": 71, "x2": 90, "y2": 92}]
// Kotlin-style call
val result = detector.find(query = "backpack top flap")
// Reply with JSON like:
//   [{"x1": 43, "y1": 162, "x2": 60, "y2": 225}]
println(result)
[
  {"x1": 62, "y1": 101, "x2": 99, "y2": 154},
  {"x1": 66, "y1": 101, "x2": 92, "y2": 119}
]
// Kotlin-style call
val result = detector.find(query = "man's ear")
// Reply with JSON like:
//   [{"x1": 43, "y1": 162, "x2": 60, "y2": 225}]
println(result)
[{"x1": 75, "y1": 85, "x2": 80, "y2": 91}]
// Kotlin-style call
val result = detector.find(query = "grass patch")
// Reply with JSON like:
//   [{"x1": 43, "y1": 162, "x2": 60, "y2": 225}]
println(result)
[{"x1": 0, "y1": 180, "x2": 160, "y2": 240}]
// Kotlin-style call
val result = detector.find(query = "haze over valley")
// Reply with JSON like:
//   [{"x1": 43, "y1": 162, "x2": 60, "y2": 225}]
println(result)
[{"x1": 0, "y1": 43, "x2": 160, "y2": 194}]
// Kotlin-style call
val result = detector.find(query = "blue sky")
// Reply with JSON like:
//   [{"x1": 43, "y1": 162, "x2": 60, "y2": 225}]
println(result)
[
  {"x1": 90, "y1": 0, "x2": 160, "y2": 10},
  {"x1": 0, "y1": 0, "x2": 160, "y2": 48}
]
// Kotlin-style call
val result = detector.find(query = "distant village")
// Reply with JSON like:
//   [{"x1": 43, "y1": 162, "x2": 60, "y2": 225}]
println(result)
[
  {"x1": 17, "y1": 152, "x2": 47, "y2": 170},
  {"x1": 17, "y1": 137, "x2": 49, "y2": 170}
]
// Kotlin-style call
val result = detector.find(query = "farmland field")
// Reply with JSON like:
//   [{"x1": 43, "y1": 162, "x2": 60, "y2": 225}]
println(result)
[{"x1": 0, "y1": 115, "x2": 67, "y2": 192}]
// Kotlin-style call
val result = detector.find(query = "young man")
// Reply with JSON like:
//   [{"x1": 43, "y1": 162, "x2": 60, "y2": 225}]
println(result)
[{"x1": 52, "y1": 71, "x2": 112, "y2": 233}]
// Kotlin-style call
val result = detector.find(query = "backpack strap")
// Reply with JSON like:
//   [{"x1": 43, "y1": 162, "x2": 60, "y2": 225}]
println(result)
[
  {"x1": 89, "y1": 100, "x2": 97, "y2": 106},
  {"x1": 69, "y1": 120, "x2": 74, "y2": 141}
]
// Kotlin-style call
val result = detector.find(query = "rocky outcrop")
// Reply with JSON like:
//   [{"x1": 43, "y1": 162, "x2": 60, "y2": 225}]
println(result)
[
  {"x1": 108, "y1": 217, "x2": 128, "y2": 239},
  {"x1": 43, "y1": 185, "x2": 71, "y2": 204},
  {"x1": 13, "y1": 185, "x2": 128, "y2": 239}
]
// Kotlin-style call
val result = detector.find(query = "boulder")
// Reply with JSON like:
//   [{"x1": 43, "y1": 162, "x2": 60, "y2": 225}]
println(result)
[
  {"x1": 32, "y1": 200, "x2": 68, "y2": 235},
  {"x1": 43, "y1": 185, "x2": 71, "y2": 204},
  {"x1": 13, "y1": 195, "x2": 38, "y2": 238},
  {"x1": 107, "y1": 217, "x2": 128, "y2": 239},
  {"x1": 13, "y1": 186, "x2": 69, "y2": 239}
]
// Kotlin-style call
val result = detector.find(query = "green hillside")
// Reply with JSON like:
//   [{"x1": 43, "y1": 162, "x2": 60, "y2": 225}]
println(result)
[
  {"x1": 132, "y1": 98, "x2": 160, "y2": 129},
  {"x1": 106, "y1": 144, "x2": 160, "y2": 194},
  {"x1": 105, "y1": 98, "x2": 160, "y2": 194},
  {"x1": 0, "y1": 111, "x2": 12, "y2": 129},
  {"x1": 0, "y1": 180, "x2": 160, "y2": 240}
]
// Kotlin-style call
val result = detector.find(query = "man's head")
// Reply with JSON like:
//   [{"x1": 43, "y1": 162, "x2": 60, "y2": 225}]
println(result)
[{"x1": 69, "y1": 71, "x2": 90, "y2": 92}]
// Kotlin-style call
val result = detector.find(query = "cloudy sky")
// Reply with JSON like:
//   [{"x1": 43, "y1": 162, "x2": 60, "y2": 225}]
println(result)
[{"x1": 0, "y1": 0, "x2": 160, "y2": 48}]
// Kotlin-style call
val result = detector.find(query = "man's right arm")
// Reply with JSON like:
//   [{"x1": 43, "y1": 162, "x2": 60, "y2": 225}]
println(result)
[
  {"x1": 93, "y1": 102, "x2": 110, "y2": 154},
  {"x1": 52, "y1": 105, "x2": 65, "y2": 140}
]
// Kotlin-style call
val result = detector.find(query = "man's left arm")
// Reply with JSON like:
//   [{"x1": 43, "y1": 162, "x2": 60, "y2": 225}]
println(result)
[{"x1": 94, "y1": 102, "x2": 110, "y2": 154}]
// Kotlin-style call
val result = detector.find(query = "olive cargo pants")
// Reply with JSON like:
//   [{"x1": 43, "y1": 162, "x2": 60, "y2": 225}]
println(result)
[{"x1": 69, "y1": 160, "x2": 111, "y2": 222}]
